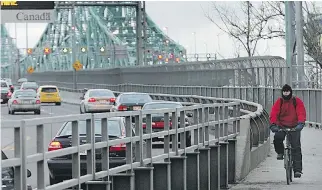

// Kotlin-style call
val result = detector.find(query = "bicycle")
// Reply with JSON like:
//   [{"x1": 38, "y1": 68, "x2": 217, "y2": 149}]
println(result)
[{"x1": 278, "y1": 127, "x2": 297, "y2": 185}]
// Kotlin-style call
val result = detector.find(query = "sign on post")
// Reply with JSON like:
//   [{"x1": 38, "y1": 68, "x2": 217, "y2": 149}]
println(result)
[
  {"x1": 73, "y1": 60, "x2": 83, "y2": 71},
  {"x1": 27, "y1": 66, "x2": 34, "y2": 74},
  {"x1": 1, "y1": 1, "x2": 55, "y2": 23}
]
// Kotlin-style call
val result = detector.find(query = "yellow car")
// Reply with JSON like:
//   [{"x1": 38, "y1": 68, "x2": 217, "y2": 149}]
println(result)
[{"x1": 38, "y1": 85, "x2": 61, "y2": 105}]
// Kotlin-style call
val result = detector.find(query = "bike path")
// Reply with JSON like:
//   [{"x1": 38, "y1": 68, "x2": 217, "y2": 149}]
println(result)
[{"x1": 231, "y1": 127, "x2": 322, "y2": 190}]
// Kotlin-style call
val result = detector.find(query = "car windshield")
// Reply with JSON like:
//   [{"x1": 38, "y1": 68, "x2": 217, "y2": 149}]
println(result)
[
  {"x1": 22, "y1": 82, "x2": 37, "y2": 88},
  {"x1": 89, "y1": 90, "x2": 114, "y2": 97},
  {"x1": 143, "y1": 103, "x2": 182, "y2": 110},
  {"x1": 59, "y1": 119, "x2": 122, "y2": 137},
  {"x1": 119, "y1": 94, "x2": 152, "y2": 104},
  {"x1": 41, "y1": 87, "x2": 57, "y2": 93},
  {"x1": 14, "y1": 90, "x2": 36, "y2": 97},
  {"x1": 1, "y1": 82, "x2": 8, "y2": 87}
]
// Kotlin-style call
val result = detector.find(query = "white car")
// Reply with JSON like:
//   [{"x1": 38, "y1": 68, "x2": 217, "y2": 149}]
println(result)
[
  {"x1": 8, "y1": 89, "x2": 41, "y2": 115},
  {"x1": 80, "y1": 89, "x2": 116, "y2": 114}
]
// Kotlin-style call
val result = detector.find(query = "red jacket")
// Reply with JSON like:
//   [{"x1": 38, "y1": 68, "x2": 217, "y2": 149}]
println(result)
[{"x1": 270, "y1": 97, "x2": 306, "y2": 127}]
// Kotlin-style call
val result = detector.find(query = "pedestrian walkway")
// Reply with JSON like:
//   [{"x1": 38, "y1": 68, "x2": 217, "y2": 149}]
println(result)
[{"x1": 231, "y1": 127, "x2": 322, "y2": 190}]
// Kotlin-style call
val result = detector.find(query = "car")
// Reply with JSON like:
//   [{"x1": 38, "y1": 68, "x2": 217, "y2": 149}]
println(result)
[
  {"x1": 7, "y1": 89, "x2": 41, "y2": 115},
  {"x1": 80, "y1": 89, "x2": 116, "y2": 114},
  {"x1": 20, "y1": 81, "x2": 38, "y2": 91},
  {"x1": 142, "y1": 101, "x2": 192, "y2": 146},
  {"x1": 2, "y1": 151, "x2": 33, "y2": 190},
  {"x1": 17, "y1": 78, "x2": 27, "y2": 86},
  {"x1": 47, "y1": 117, "x2": 143, "y2": 185},
  {"x1": 37, "y1": 85, "x2": 61, "y2": 105},
  {"x1": 2, "y1": 78, "x2": 14, "y2": 92},
  {"x1": 112, "y1": 92, "x2": 153, "y2": 111},
  {"x1": 1, "y1": 80, "x2": 12, "y2": 104}
]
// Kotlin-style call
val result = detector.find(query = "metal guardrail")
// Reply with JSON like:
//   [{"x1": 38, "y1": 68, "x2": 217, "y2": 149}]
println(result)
[
  {"x1": 41, "y1": 81, "x2": 322, "y2": 127},
  {"x1": 1, "y1": 84, "x2": 270, "y2": 190}
]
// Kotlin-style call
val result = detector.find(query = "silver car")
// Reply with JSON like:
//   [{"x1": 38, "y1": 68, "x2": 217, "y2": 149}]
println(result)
[
  {"x1": 80, "y1": 89, "x2": 116, "y2": 113},
  {"x1": 8, "y1": 90, "x2": 41, "y2": 115}
]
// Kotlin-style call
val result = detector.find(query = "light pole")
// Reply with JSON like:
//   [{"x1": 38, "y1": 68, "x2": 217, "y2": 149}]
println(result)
[{"x1": 192, "y1": 32, "x2": 196, "y2": 55}]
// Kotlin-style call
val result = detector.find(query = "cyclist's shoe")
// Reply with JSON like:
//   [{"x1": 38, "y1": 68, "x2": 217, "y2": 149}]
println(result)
[
  {"x1": 294, "y1": 171, "x2": 302, "y2": 178},
  {"x1": 277, "y1": 154, "x2": 284, "y2": 160}
]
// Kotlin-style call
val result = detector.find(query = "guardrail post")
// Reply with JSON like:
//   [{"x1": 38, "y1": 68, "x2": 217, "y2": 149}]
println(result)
[
  {"x1": 71, "y1": 120, "x2": 80, "y2": 189},
  {"x1": 36, "y1": 124, "x2": 46, "y2": 189},
  {"x1": 13, "y1": 126, "x2": 21, "y2": 190},
  {"x1": 186, "y1": 151, "x2": 200, "y2": 190},
  {"x1": 153, "y1": 162, "x2": 171, "y2": 190},
  {"x1": 170, "y1": 156, "x2": 187, "y2": 190},
  {"x1": 209, "y1": 144, "x2": 220, "y2": 190},
  {"x1": 134, "y1": 167, "x2": 154, "y2": 190},
  {"x1": 228, "y1": 139, "x2": 237, "y2": 184},
  {"x1": 199, "y1": 148, "x2": 210, "y2": 190},
  {"x1": 219, "y1": 141, "x2": 229, "y2": 189}
]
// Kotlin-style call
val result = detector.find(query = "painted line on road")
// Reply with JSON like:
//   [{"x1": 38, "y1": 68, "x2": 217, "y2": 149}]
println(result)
[
  {"x1": 41, "y1": 108, "x2": 54, "y2": 115},
  {"x1": 2, "y1": 136, "x2": 31, "y2": 151}
]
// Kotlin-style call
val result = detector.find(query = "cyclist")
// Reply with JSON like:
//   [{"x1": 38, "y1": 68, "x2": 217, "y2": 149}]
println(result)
[{"x1": 269, "y1": 84, "x2": 306, "y2": 178}]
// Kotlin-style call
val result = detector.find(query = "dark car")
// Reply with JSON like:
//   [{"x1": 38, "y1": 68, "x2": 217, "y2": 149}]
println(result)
[
  {"x1": 2, "y1": 151, "x2": 32, "y2": 190},
  {"x1": 112, "y1": 92, "x2": 152, "y2": 112},
  {"x1": 1, "y1": 80, "x2": 12, "y2": 104},
  {"x1": 47, "y1": 117, "x2": 143, "y2": 185},
  {"x1": 142, "y1": 101, "x2": 192, "y2": 146},
  {"x1": 20, "y1": 82, "x2": 38, "y2": 91}
]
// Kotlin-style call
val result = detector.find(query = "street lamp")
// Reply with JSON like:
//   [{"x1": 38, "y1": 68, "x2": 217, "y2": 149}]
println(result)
[{"x1": 192, "y1": 32, "x2": 196, "y2": 55}]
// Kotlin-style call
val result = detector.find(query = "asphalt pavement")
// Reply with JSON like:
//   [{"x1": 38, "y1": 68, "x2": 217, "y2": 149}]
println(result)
[{"x1": 230, "y1": 127, "x2": 322, "y2": 190}]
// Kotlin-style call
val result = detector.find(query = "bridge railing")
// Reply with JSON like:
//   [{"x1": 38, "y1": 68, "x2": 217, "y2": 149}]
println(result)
[
  {"x1": 2, "y1": 84, "x2": 270, "y2": 190},
  {"x1": 39, "y1": 81, "x2": 322, "y2": 127}
]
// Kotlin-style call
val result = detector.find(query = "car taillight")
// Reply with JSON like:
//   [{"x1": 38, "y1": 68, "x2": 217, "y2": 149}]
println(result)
[
  {"x1": 110, "y1": 143, "x2": 126, "y2": 152},
  {"x1": 12, "y1": 100, "x2": 18, "y2": 104},
  {"x1": 110, "y1": 98, "x2": 115, "y2": 102},
  {"x1": 36, "y1": 100, "x2": 41, "y2": 104},
  {"x1": 118, "y1": 105, "x2": 127, "y2": 111},
  {"x1": 88, "y1": 98, "x2": 96, "y2": 102},
  {"x1": 48, "y1": 141, "x2": 62, "y2": 151},
  {"x1": 7, "y1": 91, "x2": 12, "y2": 97}
]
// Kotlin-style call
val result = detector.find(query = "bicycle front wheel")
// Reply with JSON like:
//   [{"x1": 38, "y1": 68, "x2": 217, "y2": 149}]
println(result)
[{"x1": 284, "y1": 149, "x2": 291, "y2": 185}]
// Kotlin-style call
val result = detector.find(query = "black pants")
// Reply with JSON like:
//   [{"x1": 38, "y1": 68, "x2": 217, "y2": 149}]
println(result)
[{"x1": 273, "y1": 130, "x2": 302, "y2": 172}]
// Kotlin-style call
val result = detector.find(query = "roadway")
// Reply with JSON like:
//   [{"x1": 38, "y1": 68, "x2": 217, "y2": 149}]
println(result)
[{"x1": 231, "y1": 127, "x2": 322, "y2": 190}]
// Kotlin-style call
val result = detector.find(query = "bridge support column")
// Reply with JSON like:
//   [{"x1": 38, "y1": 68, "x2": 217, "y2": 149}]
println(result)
[
  {"x1": 170, "y1": 156, "x2": 187, "y2": 190},
  {"x1": 228, "y1": 139, "x2": 237, "y2": 184},
  {"x1": 85, "y1": 180, "x2": 111, "y2": 190},
  {"x1": 199, "y1": 148, "x2": 211, "y2": 190},
  {"x1": 219, "y1": 142, "x2": 229, "y2": 189},
  {"x1": 134, "y1": 167, "x2": 154, "y2": 190},
  {"x1": 111, "y1": 172, "x2": 134, "y2": 190},
  {"x1": 186, "y1": 152, "x2": 200, "y2": 190},
  {"x1": 153, "y1": 162, "x2": 171, "y2": 190},
  {"x1": 209, "y1": 144, "x2": 220, "y2": 190}
]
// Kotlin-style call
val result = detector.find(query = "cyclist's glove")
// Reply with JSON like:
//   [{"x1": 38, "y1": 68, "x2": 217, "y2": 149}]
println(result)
[
  {"x1": 295, "y1": 123, "x2": 305, "y2": 131},
  {"x1": 270, "y1": 124, "x2": 279, "y2": 133}
]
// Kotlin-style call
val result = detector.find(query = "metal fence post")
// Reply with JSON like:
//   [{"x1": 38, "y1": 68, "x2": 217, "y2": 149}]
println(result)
[
  {"x1": 36, "y1": 124, "x2": 46, "y2": 189},
  {"x1": 71, "y1": 120, "x2": 80, "y2": 189}
]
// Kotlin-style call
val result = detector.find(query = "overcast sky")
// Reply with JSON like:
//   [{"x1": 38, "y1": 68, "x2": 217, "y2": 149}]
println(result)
[{"x1": 4, "y1": 1, "x2": 288, "y2": 59}]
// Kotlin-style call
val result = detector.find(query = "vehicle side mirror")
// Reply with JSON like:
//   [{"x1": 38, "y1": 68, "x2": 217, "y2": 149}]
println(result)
[
  {"x1": 27, "y1": 169, "x2": 32, "y2": 178},
  {"x1": 186, "y1": 113, "x2": 193, "y2": 117}
]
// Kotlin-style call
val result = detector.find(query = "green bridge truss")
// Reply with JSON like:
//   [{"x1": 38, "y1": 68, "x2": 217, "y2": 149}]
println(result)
[{"x1": 1, "y1": 3, "x2": 186, "y2": 76}]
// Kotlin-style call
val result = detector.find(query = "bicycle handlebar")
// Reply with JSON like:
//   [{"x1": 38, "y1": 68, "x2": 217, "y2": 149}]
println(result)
[{"x1": 278, "y1": 127, "x2": 297, "y2": 132}]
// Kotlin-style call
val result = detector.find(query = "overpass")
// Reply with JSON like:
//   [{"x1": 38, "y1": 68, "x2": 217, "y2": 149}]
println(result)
[{"x1": 1, "y1": 2, "x2": 322, "y2": 190}]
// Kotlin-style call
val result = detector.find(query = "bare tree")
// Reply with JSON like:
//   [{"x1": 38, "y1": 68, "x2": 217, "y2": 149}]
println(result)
[{"x1": 204, "y1": 1, "x2": 284, "y2": 57}]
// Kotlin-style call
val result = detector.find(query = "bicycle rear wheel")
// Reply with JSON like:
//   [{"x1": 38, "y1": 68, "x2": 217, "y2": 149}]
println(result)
[
  {"x1": 284, "y1": 149, "x2": 291, "y2": 185},
  {"x1": 289, "y1": 152, "x2": 293, "y2": 182}
]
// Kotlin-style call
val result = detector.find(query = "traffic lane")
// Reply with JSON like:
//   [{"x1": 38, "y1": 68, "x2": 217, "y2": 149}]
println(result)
[
  {"x1": 230, "y1": 128, "x2": 322, "y2": 190},
  {"x1": 1, "y1": 103, "x2": 80, "y2": 189}
]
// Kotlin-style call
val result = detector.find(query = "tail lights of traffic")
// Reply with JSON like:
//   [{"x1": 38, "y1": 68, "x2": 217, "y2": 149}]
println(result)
[
  {"x1": 12, "y1": 100, "x2": 18, "y2": 104},
  {"x1": 118, "y1": 105, "x2": 127, "y2": 111},
  {"x1": 7, "y1": 91, "x2": 12, "y2": 98},
  {"x1": 88, "y1": 98, "x2": 96, "y2": 102},
  {"x1": 48, "y1": 141, "x2": 62, "y2": 151},
  {"x1": 110, "y1": 98, "x2": 115, "y2": 102},
  {"x1": 110, "y1": 143, "x2": 126, "y2": 152},
  {"x1": 36, "y1": 100, "x2": 41, "y2": 104}
]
